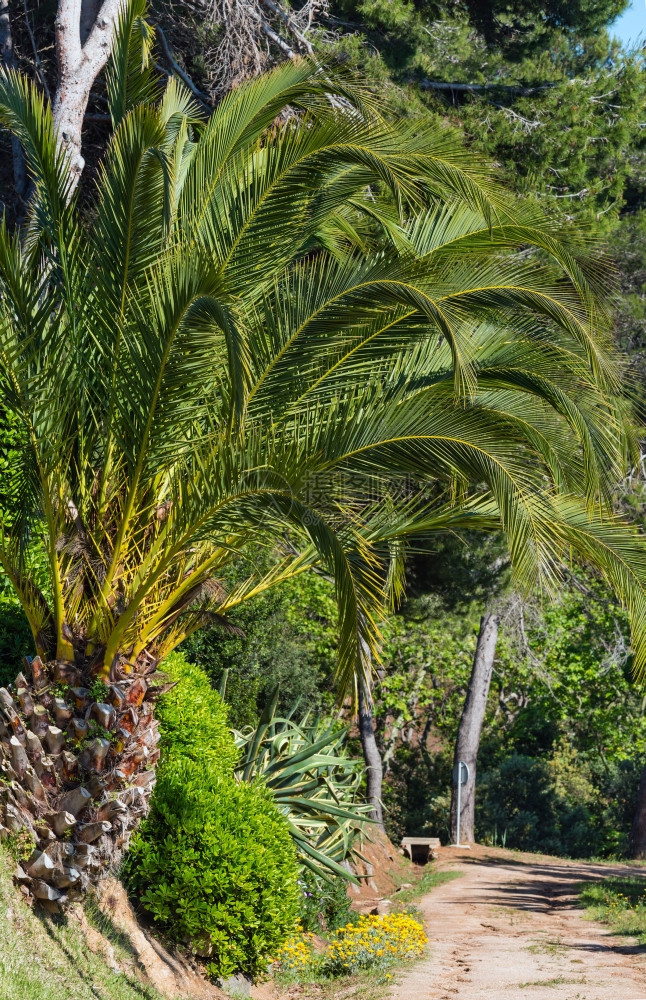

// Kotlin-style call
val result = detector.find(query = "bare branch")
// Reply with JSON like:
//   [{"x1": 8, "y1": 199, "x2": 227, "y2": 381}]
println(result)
[
  {"x1": 419, "y1": 79, "x2": 558, "y2": 96},
  {"x1": 243, "y1": 3, "x2": 295, "y2": 58},
  {"x1": 23, "y1": 0, "x2": 51, "y2": 101},
  {"x1": 154, "y1": 24, "x2": 211, "y2": 106},
  {"x1": 259, "y1": 0, "x2": 313, "y2": 54}
]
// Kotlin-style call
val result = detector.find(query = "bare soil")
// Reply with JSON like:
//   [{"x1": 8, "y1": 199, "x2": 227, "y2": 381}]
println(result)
[{"x1": 390, "y1": 845, "x2": 646, "y2": 1000}]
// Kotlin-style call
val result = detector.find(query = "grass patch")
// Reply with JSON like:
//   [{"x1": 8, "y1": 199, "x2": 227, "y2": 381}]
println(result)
[
  {"x1": 579, "y1": 876, "x2": 646, "y2": 944},
  {"x1": 0, "y1": 845, "x2": 165, "y2": 1000},
  {"x1": 392, "y1": 866, "x2": 461, "y2": 908},
  {"x1": 527, "y1": 936, "x2": 566, "y2": 956},
  {"x1": 518, "y1": 976, "x2": 583, "y2": 988}
]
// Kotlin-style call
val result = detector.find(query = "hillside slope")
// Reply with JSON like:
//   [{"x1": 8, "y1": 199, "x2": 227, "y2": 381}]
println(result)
[{"x1": 0, "y1": 843, "x2": 228, "y2": 1000}]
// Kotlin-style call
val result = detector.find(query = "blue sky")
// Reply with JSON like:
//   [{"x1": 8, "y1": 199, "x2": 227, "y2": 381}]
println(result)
[{"x1": 611, "y1": 0, "x2": 646, "y2": 45}]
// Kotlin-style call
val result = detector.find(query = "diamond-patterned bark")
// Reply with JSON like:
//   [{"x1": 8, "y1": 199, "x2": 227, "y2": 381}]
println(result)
[{"x1": 0, "y1": 655, "x2": 160, "y2": 909}]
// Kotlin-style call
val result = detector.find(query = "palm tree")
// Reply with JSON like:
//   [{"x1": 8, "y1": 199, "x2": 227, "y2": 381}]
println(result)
[{"x1": 1, "y1": 0, "x2": 646, "y2": 904}]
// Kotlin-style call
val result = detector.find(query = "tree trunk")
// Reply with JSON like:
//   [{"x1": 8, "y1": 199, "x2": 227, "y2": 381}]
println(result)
[
  {"x1": 450, "y1": 611, "x2": 500, "y2": 844},
  {"x1": 358, "y1": 675, "x2": 385, "y2": 831},
  {"x1": 0, "y1": 654, "x2": 161, "y2": 910},
  {"x1": 0, "y1": 0, "x2": 27, "y2": 201},
  {"x1": 52, "y1": 0, "x2": 123, "y2": 188},
  {"x1": 629, "y1": 762, "x2": 646, "y2": 858}
]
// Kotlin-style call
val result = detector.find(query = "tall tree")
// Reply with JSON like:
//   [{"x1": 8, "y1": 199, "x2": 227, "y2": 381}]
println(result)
[
  {"x1": 450, "y1": 611, "x2": 500, "y2": 844},
  {"x1": 358, "y1": 675, "x2": 385, "y2": 830},
  {"x1": 629, "y1": 766, "x2": 646, "y2": 859},
  {"x1": 2, "y1": 7, "x2": 646, "y2": 901}
]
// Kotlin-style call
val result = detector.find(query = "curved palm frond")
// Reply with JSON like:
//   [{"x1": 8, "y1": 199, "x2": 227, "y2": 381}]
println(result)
[{"x1": 0, "y1": 4, "x2": 645, "y2": 702}]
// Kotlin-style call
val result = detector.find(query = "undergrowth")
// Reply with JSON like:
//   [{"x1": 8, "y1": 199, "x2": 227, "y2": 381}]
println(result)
[{"x1": 579, "y1": 876, "x2": 646, "y2": 944}]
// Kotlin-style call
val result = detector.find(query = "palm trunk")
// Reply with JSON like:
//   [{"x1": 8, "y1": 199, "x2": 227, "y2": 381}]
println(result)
[
  {"x1": 0, "y1": 655, "x2": 161, "y2": 909},
  {"x1": 358, "y1": 676, "x2": 385, "y2": 831},
  {"x1": 450, "y1": 611, "x2": 500, "y2": 844},
  {"x1": 629, "y1": 762, "x2": 646, "y2": 859}
]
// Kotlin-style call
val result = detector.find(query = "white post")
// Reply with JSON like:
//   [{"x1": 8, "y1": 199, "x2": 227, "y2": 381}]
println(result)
[{"x1": 456, "y1": 763, "x2": 462, "y2": 847}]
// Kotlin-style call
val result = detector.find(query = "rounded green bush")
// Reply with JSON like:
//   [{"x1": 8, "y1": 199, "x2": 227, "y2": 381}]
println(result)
[
  {"x1": 125, "y1": 758, "x2": 300, "y2": 979},
  {"x1": 156, "y1": 651, "x2": 239, "y2": 774}
]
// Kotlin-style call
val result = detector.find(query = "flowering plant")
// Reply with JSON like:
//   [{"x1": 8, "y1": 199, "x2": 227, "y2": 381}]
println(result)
[
  {"x1": 325, "y1": 913, "x2": 427, "y2": 975},
  {"x1": 273, "y1": 912, "x2": 428, "y2": 980}
]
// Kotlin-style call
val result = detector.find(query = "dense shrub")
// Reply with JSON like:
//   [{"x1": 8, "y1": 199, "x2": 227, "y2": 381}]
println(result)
[
  {"x1": 476, "y1": 753, "x2": 599, "y2": 857},
  {"x1": 156, "y1": 652, "x2": 239, "y2": 773},
  {"x1": 0, "y1": 598, "x2": 33, "y2": 686},
  {"x1": 126, "y1": 654, "x2": 301, "y2": 978},
  {"x1": 476, "y1": 748, "x2": 642, "y2": 858},
  {"x1": 125, "y1": 759, "x2": 300, "y2": 979},
  {"x1": 298, "y1": 869, "x2": 354, "y2": 933}
]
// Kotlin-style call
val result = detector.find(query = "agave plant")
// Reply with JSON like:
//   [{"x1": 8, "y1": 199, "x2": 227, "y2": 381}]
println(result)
[
  {"x1": 0, "y1": 0, "x2": 646, "y2": 906},
  {"x1": 234, "y1": 690, "x2": 371, "y2": 881}
]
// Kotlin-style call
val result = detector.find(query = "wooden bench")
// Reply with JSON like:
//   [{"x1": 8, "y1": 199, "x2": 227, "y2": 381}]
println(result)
[{"x1": 401, "y1": 836, "x2": 441, "y2": 864}]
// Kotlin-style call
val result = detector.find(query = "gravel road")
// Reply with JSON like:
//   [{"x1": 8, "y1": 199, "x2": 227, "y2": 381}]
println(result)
[{"x1": 390, "y1": 847, "x2": 646, "y2": 1000}]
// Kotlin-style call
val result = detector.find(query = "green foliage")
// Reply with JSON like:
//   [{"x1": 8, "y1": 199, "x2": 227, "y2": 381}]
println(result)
[
  {"x1": 477, "y1": 747, "x2": 642, "y2": 857},
  {"x1": 337, "y1": 0, "x2": 627, "y2": 52},
  {"x1": 476, "y1": 752, "x2": 599, "y2": 857},
  {"x1": 180, "y1": 569, "x2": 339, "y2": 729},
  {"x1": 298, "y1": 868, "x2": 355, "y2": 933},
  {"x1": 579, "y1": 877, "x2": 646, "y2": 943},
  {"x1": 124, "y1": 759, "x2": 300, "y2": 979},
  {"x1": 2, "y1": 34, "x2": 646, "y2": 699},
  {"x1": 125, "y1": 653, "x2": 300, "y2": 977},
  {"x1": 325, "y1": 2, "x2": 646, "y2": 224},
  {"x1": 378, "y1": 568, "x2": 645, "y2": 856},
  {"x1": 5, "y1": 828, "x2": 36, "y2": 863},
  {"x1": 234, "y1": 692, "x2": 371, "y2": 881},
  {"x1": 156, "y1": 651, "x2": 239, "y2": 773},
  {"x1": 0, "y1": 596, "x2": 33, "y2": 686},
  {"x1": 106, "y1": 0, "x2": 160, "y2": 127}
]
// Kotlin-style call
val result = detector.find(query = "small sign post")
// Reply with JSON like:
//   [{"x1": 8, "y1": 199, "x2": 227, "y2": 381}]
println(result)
[{"x1": 452, "y1": 760, "x2": 470, "y2": 848}]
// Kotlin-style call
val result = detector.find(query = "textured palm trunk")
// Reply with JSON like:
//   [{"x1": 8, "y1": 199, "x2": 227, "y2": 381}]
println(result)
[{"x1": 0, "y1": 654, "x2": 160, "y2": 909}]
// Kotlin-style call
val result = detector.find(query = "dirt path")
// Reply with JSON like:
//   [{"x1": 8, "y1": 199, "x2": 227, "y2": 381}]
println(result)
[{"x1": 390, "y1": 847, "x2": 646, "y2": 1000}]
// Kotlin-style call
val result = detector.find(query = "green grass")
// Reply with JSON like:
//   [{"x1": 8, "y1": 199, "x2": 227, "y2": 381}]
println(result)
[
  {"x1": 527, "y1": 936, "x2": 567, "y2": 956},
  {"x1": 0, "y1": 845, "x2": 167, "y2": 1000},
  {"x1": 579, "y1": 876, "x2": 646, "y2": 945},
  {"x1": 391, "y1": 866, "x2": 461, "y2": 909},
  {"x1": 518, "y1": 976, "x2": 583, "y2": 988}
]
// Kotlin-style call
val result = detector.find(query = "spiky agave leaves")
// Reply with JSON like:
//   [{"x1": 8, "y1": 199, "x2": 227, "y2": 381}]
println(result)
[
  {"x1": 0, "y1": 655, "x2": 161, "y2": 909},
  {"x1": 234, "y1": 691, "x2": 372, "y2": 882}
]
